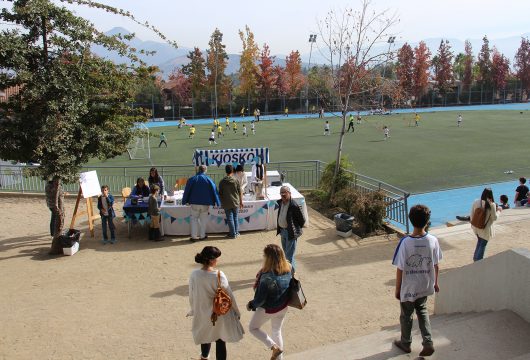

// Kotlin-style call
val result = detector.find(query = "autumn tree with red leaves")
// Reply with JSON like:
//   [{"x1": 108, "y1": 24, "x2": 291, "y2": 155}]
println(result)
[
  {"x1": 396, "y1": 43, "x2": 414, "y2": 97},
  {"x1": 257, "y1": 43, "x2": 277, "y2": 113},
  {"x1": 463, "y1": 40, "x2": 474, "y2": 92},
  {"x1": 491, "y1": 47, "x2": 510, "y2": 92},
  {"x1": 434, "y1": 40, "x2": 453, "y2": 95},
  {"x1": 284, "y1": 51, "x2": 305, "y2": 98},
  {"x1": 165, "y1": 68, "x2": 191, "y2": 105},
  {"x1": 477, "y1": 36, "x2": 492, "y2": 88},
  {"x1": 412, "y1": 41, "x2": 431, "y2": 102},
  {"x1": 514, "y1": 37, "x2": 530, "y2": 97}
]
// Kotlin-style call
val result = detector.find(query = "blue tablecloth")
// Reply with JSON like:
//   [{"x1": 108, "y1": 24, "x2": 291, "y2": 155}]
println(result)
[{"x1": 123, "y1": 198, "x2": 160, "y2": 225}]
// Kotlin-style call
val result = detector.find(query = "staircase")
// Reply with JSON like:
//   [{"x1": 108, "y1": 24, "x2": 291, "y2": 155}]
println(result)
[{"x1": 286, "y1": 310, "x2": 530, "y2": 359}]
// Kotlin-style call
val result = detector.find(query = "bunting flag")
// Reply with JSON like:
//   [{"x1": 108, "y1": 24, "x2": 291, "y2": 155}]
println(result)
[
  {"x1": 258, "y1": 208, "x2": 265, "y2": 215},
  {"x1": 138, "y1": 213, "x2": 145, "y2": 220},
  {"x1": 123, "y1": 217, "x2": 129, "y2": 223},
  {"x1": 138, "y1": 219, "x2": 145, "y2": 226},
  {"x1": 217, "y1": 217, "x2": 223, "y2": 224},
  {"x1": 268, "y1": 200, "x2": 276, "y2": 208},
  {"x1": 262, "y1": 203, "x2": 268, "y2": 210},
  {"x1": 274, "y1": 203, "x2": 280, "y2": 210},
  {"x1": 244, "y1": 216, "x2": 251, "y2": 223},
  {"x1": 238, "y1": 218, "x2": 244, "y2": 224},
  {"x1": 170, "y1": 216, "x2": 177, "y2": 223},
  {"x1": 184, "y1": 216, "x2": 190, "y2": 224}
]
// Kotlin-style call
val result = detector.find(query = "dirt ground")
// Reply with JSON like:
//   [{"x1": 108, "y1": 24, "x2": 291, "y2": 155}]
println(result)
[{"x1": 1, "y1": 194, "x2": 528, "y2": 360}]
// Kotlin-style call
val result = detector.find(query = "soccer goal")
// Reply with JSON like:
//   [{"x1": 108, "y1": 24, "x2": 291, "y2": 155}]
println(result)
[{"x1": 127, "y1": 123, "x2": 151, "y2": 160}]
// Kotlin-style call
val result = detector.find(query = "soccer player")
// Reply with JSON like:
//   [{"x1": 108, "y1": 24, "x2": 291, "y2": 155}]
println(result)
[
  {"x1": 242, "y1": 124, "x2": 247, "y2": 136},
  {"x1": 324, "y1": 120, "x2": 330, "y2": 135},
  {"x1": 189, "y1": 125, "x2": 196, "y2": 139},
  {"x1": 251, "y1": 121, "x2": 256, "y2": 135},
  {"x1": 225, "y1": 117, "x2": 230, "y2": 129},
  {"x1": 384, "y1": 125, "x2": 390, "y2": 140},
  {"x1": 233, "y1": 121, "x2": 238, "y2": 134},
  {"x1": 457, "y1": 114, "x2": 462, "y2": 127},
  {"x1": 217, "y1": 124, "x2": 223, "y2": 138},
  {"x1": 414, "y1": 113, "x2": 420, "y2": 127},
  {"x1": 208, "y1": 130, "x2": 217, "y2": 145}
]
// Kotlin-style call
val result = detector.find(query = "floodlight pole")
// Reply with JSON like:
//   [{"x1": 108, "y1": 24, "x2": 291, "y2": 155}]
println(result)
[
  {"x1": 380, "y1": 36, "x2": 395, "y2": 107},
  {"x1": 305, "y1": 34, "x2": 317, "y2": 114}
]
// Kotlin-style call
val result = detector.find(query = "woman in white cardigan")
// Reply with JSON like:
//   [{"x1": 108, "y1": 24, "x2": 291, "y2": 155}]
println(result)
[
  {"x1": 470, "y1": 188, "x2": 502, "y2": 262},
  {"x1": 188, "y1": 246, "x2": 243, "y2": 360}
]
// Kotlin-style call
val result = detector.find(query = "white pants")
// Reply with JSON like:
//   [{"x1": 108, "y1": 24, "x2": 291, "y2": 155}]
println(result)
[
  {"x1": 190, "y1": 204, "x2": 209, "y2": 239},
  {"x1": 249, "y1": 306, "x2": 288, "y2": 358}
]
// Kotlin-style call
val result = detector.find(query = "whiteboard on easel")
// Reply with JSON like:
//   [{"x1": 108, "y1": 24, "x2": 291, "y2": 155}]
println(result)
[{"x1": 79, "y1": 171, "x2": 101, "y2": 198}]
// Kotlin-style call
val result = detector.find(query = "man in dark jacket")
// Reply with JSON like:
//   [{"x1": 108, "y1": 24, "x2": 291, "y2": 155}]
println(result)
[
  {"x1": 276, "y1": 185, "x2": 305, "y2": 269},
  {"x1": 218, "y1": 164, "x2": 243, "y2": 238},
  {"x1": 182, "y1": 165, "x2": 221, "y2": 241}
]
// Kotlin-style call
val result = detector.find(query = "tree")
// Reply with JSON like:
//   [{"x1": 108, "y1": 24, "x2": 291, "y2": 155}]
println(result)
[
  {"x1": 134, "y1": 67, "x2": 164, "y2": 104},
  {"x1": 284, "y1": 50, "x2": 305, "y2": 98},
  {"x1": 463, "y1": 40, "x2": 474, "y2": 93},
  {"x1": 453, "y1": 53, "x2": 466, "y2": 81},
  {"x1": 434, "y1": 39, "x2": 453, "y2": 95},
  {"x1": 272, "y1": 65, "x2": 288, "y2": 99},
  {"x1": 317, "y1": 1, "x2": 398, "y2": 196},
  {"x1": 164, "y1": 68, "x2": 191, "y2": 106},
  {"x1": 412, "y1": 41, "x2": 431, "y2": 103},
  {"x1": 396, "y1": 43, "x2": 414, "y2": 97},
  {"x1": 238, "y1": 25, "x2": 260, "y2": 105},
  {"x1": 206, "y1": 28, "x2": 229, "y2": 117},
  {"x1": 514, "y1": 37, "x2": 530, "y2": 96},
  {"x1": 182, "y1": 47, "x2": 207, "y2": 102},
  {"x1": 491, "y1": 47, "x2": 510, "y2": 92},
  {"x1": 257, "y1": 43, "x2": 277, "y2": 113},
  {"x1": 477, "y1": 36, "x2": 492, "y2": 88}
]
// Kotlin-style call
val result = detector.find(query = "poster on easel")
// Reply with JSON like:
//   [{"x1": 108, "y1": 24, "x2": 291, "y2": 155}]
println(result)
[
  {"x1": 70, "y1": 171, "x2": 101, "y2": 238},
  {"x1": 80, "y1": 170, "x2": 101, "y2": 198}
]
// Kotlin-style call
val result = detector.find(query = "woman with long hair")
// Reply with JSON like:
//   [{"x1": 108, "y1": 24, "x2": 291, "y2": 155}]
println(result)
[
  {"x1": 131, "y1": 177, "x2": 150, "y2": 197},
  {"x1": 470, "y1": 188, "x2": 502, "y2": 261},
  {"x1": 188, "y1": 246, "x2": 243, "y2": 360},
  {"x1": 247, "y1": 244, "x2": 292, "y2": 360},
  {"x1": 148, "y1": 167, "x2": 165, "y2": 197}
]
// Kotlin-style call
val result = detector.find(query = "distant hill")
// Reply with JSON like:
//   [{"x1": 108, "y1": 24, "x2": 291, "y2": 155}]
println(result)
[{"x1": 93, "y1": 27, "x2": 529, "y2": 78}]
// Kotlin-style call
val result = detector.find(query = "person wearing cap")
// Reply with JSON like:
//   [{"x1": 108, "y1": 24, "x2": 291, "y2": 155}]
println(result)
[{"x1": 276, "y1": 186, "x2": 305, "y2": 269}]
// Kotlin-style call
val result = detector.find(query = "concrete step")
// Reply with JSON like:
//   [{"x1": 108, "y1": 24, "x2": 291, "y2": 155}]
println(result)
[{"x1": 286, "y1": 310, "x2": 530, "y2": 360}]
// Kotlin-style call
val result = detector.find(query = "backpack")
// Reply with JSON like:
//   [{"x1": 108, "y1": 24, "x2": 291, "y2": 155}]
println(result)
[
  {"x1": 470, "y1": 205, "x2": 489, "y2": 229},
  {"x1": 211, "y1": 270, "x2": 232, "y2": 326}
]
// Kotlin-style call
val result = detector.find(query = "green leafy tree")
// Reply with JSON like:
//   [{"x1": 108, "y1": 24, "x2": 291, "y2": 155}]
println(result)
[
  {"x1": 463, "y1": 40, "x2": 474, "y2": 92},
  {"x1": 477, "y1": 36, "x2": 492, "y2": 88},
  {"x1": 183, "y1": 47, "x2": 207, "y2": 102}
]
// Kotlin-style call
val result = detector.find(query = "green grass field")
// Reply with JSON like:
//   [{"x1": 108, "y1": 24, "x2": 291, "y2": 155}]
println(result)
[{"x1": 87, "y1": 110, "x2": 530, "y2": 193}]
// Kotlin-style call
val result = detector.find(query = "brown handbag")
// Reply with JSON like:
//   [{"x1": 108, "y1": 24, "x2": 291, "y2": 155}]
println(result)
[{"x1": 211, "y1": 270, "x2": 232, "y2": 326}]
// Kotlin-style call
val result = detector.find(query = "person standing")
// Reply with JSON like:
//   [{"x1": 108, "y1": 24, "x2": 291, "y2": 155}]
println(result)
[
  {"x1": 324, "y1": 120, "x2": 330, "y2": 135},
  {"x1": 471, "y1": 188, "x2": 501, "y2": 261},
  {"x1": 457, "y1": 114, "x2": 462, "y2": 127},
  {"x1": 242, "y1": 124, "x2": 248, "y2": 137},
  {"x1": 188, "y1": 246, "x2": 244, "y2": 360},
  {"x1": 356, "y1": 112, "x2": 362, "y2": 124},
  {"x1": 319, "y1": 107, "x2": 324, "y2": 119},
  {"x1": 256, "y1": 109, "x2": 260, "y2": 121},
  {"x1": 250, "y1": 121, "x2": 256, "y2": 135},
  {"x1": 148, "y1": 185, "x2": 163, "y2": 241},
  {"x1": 158, "y1": 132, "x2": 168, "y2": 147},
  {"x1": 384, "y1": 126, "x2": 390, "y2": 140},
  {"x1": 209, "y1": 130, "x2": 218, "y2": 145},
  {"x1": 217, "y1": 124, "x2": 223, "y2": 138},
  {"x1": 284, "y1": 107, "x2": 289, "y2": 117},
  {"x1": 513, "y1": 177, "x2": 529, "y2": 206},
  {"x1": 97, "y1": 185, "x2": 116, "y2": 244},
  {"x1": 189, "y1": 125, "x2": 196, "y2": 139},
  {"x1": 182, "y1": 165, "x2": 221, "y2": 242},
  {"x1": 414, "y1": 113, "x2": 420, "y2": 126},
  {"x1": 276, "y1": 186, "x2": 305, "y2": 269},
  {"x1": 234, "y1": 164, "x2": 248, "y2": 196},
  {"x1": 347, "y1": 114, "x2": 355, "y2": 132},
  {"x1": 247, "y1": 244, "x2": 292, "y2": 360},
  {"x1": 45, "y1": 175, "x2": 65, "y2": 255},
  {"x1": 218, "y1": 165, "x2": 243, "y2": 239},
  {"x1": 148, "y1": 167, "x2": 165, "y2": 198},
  {"x1": 392, "y1": 204, "x2": 442, "y2": 357}
]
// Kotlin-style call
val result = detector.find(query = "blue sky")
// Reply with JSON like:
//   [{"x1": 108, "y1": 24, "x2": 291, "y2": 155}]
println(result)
[{"x1": 26, "y1": 1, "x2": 530, "y2": 55}]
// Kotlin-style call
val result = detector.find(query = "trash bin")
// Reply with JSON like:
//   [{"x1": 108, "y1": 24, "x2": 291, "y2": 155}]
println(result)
[
  {"x1": 334, "y1": 213, "x2": 354, "y2": 232},
  {"x1": 59, "y1": 229, "x2": 81, "y2": 248}
]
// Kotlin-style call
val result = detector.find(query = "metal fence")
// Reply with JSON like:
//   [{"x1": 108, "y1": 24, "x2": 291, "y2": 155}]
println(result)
[{"x1": 0, "y1": 160, "x2": 409, "y2": 232}]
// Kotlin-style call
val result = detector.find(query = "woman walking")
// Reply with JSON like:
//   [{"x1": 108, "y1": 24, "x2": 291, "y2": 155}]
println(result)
[
  {"x1": 247, "y1": 244, "x2": 292, "y2": 360},
  {"x1": 470, "y1": 188, "x2": 502, "y2": 261},
  {"x1": 188, "y1": 246, "x2": 243, "y2": 360}
]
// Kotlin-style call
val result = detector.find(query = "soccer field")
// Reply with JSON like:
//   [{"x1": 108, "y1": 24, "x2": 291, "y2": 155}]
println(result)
[{"x1": 87, "y1": 110, "x2": 530, "y2": 193}]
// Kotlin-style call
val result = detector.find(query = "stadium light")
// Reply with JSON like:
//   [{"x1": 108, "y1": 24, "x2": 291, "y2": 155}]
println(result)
[{"x1": 306, "y1": 34, "x2": 317, "y2": 114}]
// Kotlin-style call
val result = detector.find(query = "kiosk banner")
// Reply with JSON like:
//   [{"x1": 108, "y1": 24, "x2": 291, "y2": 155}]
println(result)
[{"x1": 193, "y1": 148, "x2": 269, "y2": 167}]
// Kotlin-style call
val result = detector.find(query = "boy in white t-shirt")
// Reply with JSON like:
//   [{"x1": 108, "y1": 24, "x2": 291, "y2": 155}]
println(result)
[
  {"x1": 208, "y1": 131, "x2": 217, "y2": 145},
  {"x1": 392, "y1": 204, "x2": 442, "y2": 357},
  {"x1": 324, "y1": 120, "x2": 330, "y2": 135}
]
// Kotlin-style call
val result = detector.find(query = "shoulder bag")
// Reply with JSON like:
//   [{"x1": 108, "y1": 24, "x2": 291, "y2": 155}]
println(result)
[{"x1": 211, "y1": 270, "x2": 232, "y2": 326}]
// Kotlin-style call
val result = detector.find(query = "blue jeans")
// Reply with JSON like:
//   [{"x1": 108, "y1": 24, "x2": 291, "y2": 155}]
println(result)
[
  {"x1": 473, "y1": 236, "x2": 488, "y2": 261},
  {"x1": 280, "y1": 228, "x2": 298, "y2": 269},
  {"x1": 101, "y1": 215, "x2": 116, "y2": 241},
  {"x1": 225, "y1": 208, "x2": 239, "y2": 237}
]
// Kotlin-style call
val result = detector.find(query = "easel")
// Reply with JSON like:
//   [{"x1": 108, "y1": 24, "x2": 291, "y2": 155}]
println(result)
[{"x1": 70, "y1": 188, "x2": 99, "y2": 238}]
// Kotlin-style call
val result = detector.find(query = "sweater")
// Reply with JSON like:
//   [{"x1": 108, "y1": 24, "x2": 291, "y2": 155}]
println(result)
[
  {"x1": 182, "y1": 172, "x2": 221, "y2": 206},
  {"x1": 218, "y1": 175, "x2": 241, "y2": 210}
]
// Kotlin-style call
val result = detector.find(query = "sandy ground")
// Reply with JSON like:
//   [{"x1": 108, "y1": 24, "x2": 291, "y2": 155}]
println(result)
[{"x1": 1, "y1": 194, "x2": 529, "y2": 360}]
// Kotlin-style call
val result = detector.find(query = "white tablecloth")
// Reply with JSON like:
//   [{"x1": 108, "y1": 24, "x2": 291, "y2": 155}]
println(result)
[
  {"x1": 245, "y1": 170, "x2": 280, "y2": 186},
  {"x1": 159, "y1": 183, "x2": 308, "y2": 236}
]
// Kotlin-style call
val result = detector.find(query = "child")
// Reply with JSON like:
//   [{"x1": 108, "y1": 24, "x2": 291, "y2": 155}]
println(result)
[
  {"x1": 226, "y1": 116, "x2": 231, "y2": 129},
  {"x1": 233, "y1": 121, "x2": 238, "y2": 134},
  {"x1": 414, "y1": 113, "x2": 420, "y2": 126},
  {"x1": 457, "y1": 114, "x2": 462, "y2": 127},
  {"x1": 148, "y1": 185, "x2": 163, "y2": 241},
  {"x1": 97, "y1": 185, "x2": 116, "y2": 244},
  {"x1": 208, "y1": 130, "x2": 217, "y2": 145},
  {"x1": 499, "y1": 195, "x2": 510, "y2": 209},
  {"x1": 217, "y1": 124, "x2": 223, "y2": 138},
  {"x1": 189, "y1": 125, "x2": 195, "y2": 139},
  {"x1": 392, "y1": 204, "x2": 442, "y2": 357},
  {"x1": 242, "y1": 124, "x2": 247, "y2": 136},
  {"x1": 324, "y1": 120, "x2": 330, "y2": 135},
  {"x1": 251, "y1": 121, "x2": 256, "y2": 135},
  {"x1": 383, "y1": 125, "x2": 390, "y2": 140},
  {"x1": 356, "y1": 112, "x2": 362, "y2": 124},
  {"x1": 158, "y1": 132, "x2": 167, "y2": 147}
]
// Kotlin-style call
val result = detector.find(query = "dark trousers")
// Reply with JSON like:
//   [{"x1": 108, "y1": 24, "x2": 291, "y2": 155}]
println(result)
[
  {"x1": 201, "y1": 339, "x2": 226, "y2": 360},
  {"x1": 158, "y1": 140, "x2": 167, "y2": 147},
  {"x1": 400, "y1": 296, "x2": 433, "y2": 346},
  {"x1": 347, "y1": 123, "x2": 355, "y2": 132}
]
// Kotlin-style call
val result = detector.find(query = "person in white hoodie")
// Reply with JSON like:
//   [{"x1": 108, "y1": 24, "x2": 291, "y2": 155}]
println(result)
[{"x1": 470, "y1": 188, "x2": 502, "y2": 262}]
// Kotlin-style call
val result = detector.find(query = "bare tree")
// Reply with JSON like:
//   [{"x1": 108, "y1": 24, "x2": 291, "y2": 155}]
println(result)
[{"x1": 317, "y1": 0, "x2": 398, "y2": 196}]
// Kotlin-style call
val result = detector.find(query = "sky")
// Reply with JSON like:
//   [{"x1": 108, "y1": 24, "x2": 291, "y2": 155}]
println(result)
[{"x1": 9, "y1": 0, "x2": 530, "y2": 55}]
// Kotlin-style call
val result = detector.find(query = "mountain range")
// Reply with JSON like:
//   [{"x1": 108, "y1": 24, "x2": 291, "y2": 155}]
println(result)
[{"x1": 93, "y1": 27, "x2": 530, "y2": 78}]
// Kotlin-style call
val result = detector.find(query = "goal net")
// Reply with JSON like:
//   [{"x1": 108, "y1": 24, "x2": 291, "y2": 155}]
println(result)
[{"x1": 127, "y1": 123, "x2": 151, "y2": 160}]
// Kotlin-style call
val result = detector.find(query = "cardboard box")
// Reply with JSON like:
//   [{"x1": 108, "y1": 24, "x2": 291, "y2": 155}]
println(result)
[{"x1": 63, "y1": 242, "x2": 79, "y2": 256}]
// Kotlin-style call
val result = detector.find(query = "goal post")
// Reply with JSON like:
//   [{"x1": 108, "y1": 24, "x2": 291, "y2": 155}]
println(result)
[{"x1": 127, "y1": 123, "x2": 151, "y2": 160}]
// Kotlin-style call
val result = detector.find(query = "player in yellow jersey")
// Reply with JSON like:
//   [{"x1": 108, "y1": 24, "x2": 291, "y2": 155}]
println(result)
[
  {"x1": 233, "y1": 121, "x2": 238, "y2": 134},
  {"x1": 217, "y1": 124, "x2": 223, "y2": 138},
  {"x1": 189, "y1": 125, "x2": 196, "y2": 138},
  {"x1": 414, "y1": 113, "x2": 420, "y2": 127},
  {"x1": 225, "y1": 117, "x2": 230, "y2": 129}
]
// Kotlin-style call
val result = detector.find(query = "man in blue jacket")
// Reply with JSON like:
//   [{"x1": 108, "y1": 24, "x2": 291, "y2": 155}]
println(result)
[{"x1": 182, "y1": 165, "x2": 221, "y2": 241}]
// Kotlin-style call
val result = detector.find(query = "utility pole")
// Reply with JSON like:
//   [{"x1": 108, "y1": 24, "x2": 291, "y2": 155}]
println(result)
[
  {"x1": 380, "y1": 36, "x2": 395, "y2": 107},
  {"x1": 305, "y1": 34, "x2": 317, "y2": 114}
]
